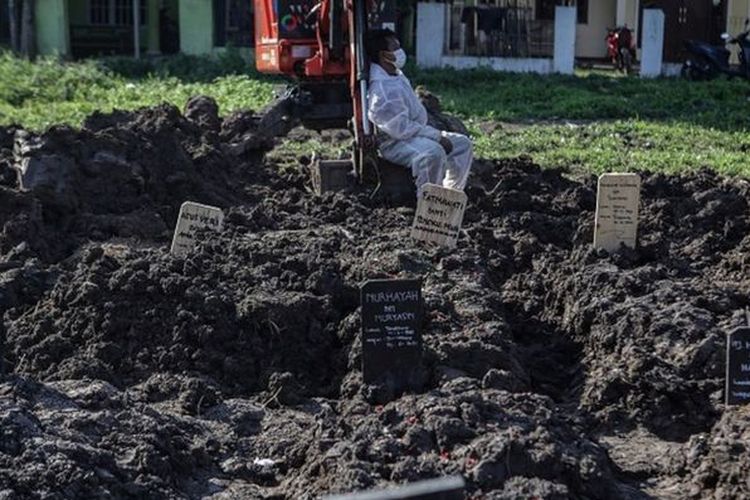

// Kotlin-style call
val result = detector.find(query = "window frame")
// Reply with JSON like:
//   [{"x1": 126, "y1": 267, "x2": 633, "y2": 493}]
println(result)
[
  {"x1": 215, "y1": 0, "x2": 254, "y2": 47},
  {"x1": 88, "y1": 0, "x2": 146, "y2": 26},
  {"x1": 535, "y1": 0, "x2": 588, "y2": 24},
  {"x1": 576, "y1": 0, "x2": 588, "y2": 25}
]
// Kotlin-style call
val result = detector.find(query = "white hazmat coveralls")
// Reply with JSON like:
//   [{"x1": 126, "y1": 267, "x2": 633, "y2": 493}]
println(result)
[{"x1": 367, "y1": 64, "x2": 473, "y2": 195}]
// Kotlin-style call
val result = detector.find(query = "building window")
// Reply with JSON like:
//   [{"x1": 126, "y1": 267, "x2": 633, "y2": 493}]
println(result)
[
  {"x1": 226, "y1": 0, "x2": 254, "y2": 46},
  {"x1": 536, "y1": 0, "x2": 588, "y2": 24},
  {"x1": 214, "y1": 0, "x2": 254, "y2": 47},
  {"x1": 90, "y1": 0, "x2": 111, "y2": 24},
  {"x1": 576, "y1": 0, "x2": 588, "y2": 24},
  {"x1": 0, "y1": 2, "x2": 10, "y2": 44},
  {"x1": 89, "y1": 0, "x2": 146, "y2": 26}
]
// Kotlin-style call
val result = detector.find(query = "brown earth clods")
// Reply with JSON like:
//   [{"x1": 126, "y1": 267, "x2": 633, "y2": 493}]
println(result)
[{"x1": 1, "y1": 97, "x2": 749, "y2": 500}]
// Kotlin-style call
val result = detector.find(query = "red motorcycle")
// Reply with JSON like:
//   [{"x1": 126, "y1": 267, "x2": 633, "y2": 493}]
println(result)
[{"x1": 607, "y1": 26, "x2": 636, "y2": 74}]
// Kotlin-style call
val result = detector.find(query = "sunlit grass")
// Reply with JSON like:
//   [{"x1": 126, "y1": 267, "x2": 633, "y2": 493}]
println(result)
[{"x1": 2, "y1": 51, "x2": 749, "y2": 175}]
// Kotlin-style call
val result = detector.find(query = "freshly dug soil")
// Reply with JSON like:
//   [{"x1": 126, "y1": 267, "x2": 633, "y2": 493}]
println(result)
[{"x1": 1, "y1": 98, "x2": 749, "y2": 500}]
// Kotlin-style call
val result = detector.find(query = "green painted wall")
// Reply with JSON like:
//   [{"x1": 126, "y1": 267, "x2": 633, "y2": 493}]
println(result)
[
  {"x1": 35, "y1": 0, "x2": 71, "y2": 56},
  {"x1": 179, "y1": 0, "x2": 214, "y2": 55}
]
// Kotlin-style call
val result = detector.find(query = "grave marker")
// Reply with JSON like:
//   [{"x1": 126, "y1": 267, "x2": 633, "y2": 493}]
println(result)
[
  {"x1": 323, "y1": 475, "x2": 465, "y2": 500},
  {"x1": 726, "y1": 326, "x2": 750, "y2": 406},
  {"x1": 594, "y1": 173, "x2": 641, "y2": 252},
  {"x1": 170, "y1": 202, "x2": 225, "y2": 257},
  {"x1": 361, "y1": 279, "x2": 423, "y2": 392},
  {"x1": 411, "y1": 184, "x2": 468, "y2": 249}
]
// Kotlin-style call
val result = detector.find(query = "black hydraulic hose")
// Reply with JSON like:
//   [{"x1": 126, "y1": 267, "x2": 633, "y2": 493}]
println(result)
[
  {"x1": 330, "y1": 0, "x2": 343, "y2": 61},
  {"x1": 354, "y1": 0, "x2": 368, "y2": 82}
]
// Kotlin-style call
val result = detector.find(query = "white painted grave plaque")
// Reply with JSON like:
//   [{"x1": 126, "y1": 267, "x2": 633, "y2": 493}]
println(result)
[
  {"x1": 411, "y1": 184, "x2": 468, "y2": 249},
  {"x1": 170, "y1": 201, "x2": 224, "y2": 257},
  {"x1": 594, "y1": 173, "x2": 641, "y2": 252}
]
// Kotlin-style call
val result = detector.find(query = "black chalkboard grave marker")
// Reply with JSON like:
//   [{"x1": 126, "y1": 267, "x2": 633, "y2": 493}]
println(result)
[
  {"x1": 361, "y1": 279, "x2": 423, "y2": 393},
  {"x1": 323, "y1": 475, "x2": 464, "y2": 500},
  {"x1": 727, "y1": 326, "x2": 750, "y2": 406}
]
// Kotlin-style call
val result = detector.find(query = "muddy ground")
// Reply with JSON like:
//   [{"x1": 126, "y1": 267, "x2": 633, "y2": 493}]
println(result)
[{"x1": 0, "y1": 98, "x2": 749, "y2": 499}]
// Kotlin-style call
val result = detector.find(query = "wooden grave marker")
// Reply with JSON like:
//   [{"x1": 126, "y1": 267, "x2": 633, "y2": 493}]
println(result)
[
  {"x1": 411, "y1": 184, "x2": 468, "y2": 249},
  {"x1": 594, "y1": 173, "x2": 641, "y2": 252},
  {"x1": 170, "y1": 201, "x2": 224, "y2": 257},
  {"x1": 726, "y1": 326, "x2": 750, "y2": 406},
  {"x1": 361, "y1": 279, "x2": 423, "y2": 393}
]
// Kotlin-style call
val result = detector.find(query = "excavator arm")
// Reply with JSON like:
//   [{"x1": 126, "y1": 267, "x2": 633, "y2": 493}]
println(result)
[{"x1": 254, "y1": 0, "x2": 410, "y2": 199}]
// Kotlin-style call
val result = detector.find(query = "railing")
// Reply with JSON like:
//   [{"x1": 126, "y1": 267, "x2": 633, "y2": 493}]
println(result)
[
  {"x1": 70, "y1": 25, "x2": 134, "y2": 58},
  {"x1": 445, "y1": 2, "x2": 554, "y2": 58}
]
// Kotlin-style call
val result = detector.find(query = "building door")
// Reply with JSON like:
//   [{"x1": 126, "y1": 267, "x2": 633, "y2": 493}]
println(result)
[
  {"x1": 641, "y1": 0, "x2": 726, "y2": 62},
  {"x1": 160, "y1": 0, "x2": 180, "y2": 54}
]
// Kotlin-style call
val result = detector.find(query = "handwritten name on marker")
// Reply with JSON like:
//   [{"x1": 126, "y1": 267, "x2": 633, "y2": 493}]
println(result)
[
  {"x1": 170, "y1": 201, "x2": 225, "y2": 257},
  {"x1": 361, "y1": 279, "x2": 423, "y2": 392},
  {"x1": 727, "y1": 326, "x2": 750, "y2": 406},
  {"x1": 411, "y1": 184, "x2": 468, "y2": 249},
  {"x1": 594, "y1": 173, "x2": 641, "y2": 252}
]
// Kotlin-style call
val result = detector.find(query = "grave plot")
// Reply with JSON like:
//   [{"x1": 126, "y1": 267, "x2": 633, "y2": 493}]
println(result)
[{"x1": 1, "y1": 102, "x2": 749, "y2": 499}]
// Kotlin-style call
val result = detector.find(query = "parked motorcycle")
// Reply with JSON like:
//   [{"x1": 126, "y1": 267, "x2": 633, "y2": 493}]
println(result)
[
  {"x1": 607, "y1": 26, "x2": 636, "y2": 74},
  {"x1": 682, "y1": 19, "x2": 750, "y2": 80}
]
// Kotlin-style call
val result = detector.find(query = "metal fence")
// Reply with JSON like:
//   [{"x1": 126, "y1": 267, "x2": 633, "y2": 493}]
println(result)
[{"x1": 445, "y1": 1, "x2": 554, "y2": 58}]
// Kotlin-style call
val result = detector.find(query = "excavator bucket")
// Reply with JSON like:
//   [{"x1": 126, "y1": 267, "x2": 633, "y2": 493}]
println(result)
[
  {"x1": 311, "y1": 156, "x2": 415, "y2": 204},
  {"x1": 311, "y1": 159, "x2": 354, "y2": 195}
]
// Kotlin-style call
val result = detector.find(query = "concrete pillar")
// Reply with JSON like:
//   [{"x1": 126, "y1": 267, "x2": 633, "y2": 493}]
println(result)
[
  {"x1": 179, "y1": 0, "x2": 214, "y2": 55},
  {"x1": 416, "y1": 2, "x2": 445, "y2": 69},
  {"x1": 553, "y1": 6, "x2": 576, "y2": 74},
  {"x1": 640, "y1": 8, "x2": 665, "y2": 78},
  {"x1": 147, "y1": 0, "x2": 160, "y2": 54},
  {"x1": 133, "y1": 0, "x2": 141, "y2": 58},
  {"x1": 35, "y1": 0, "x2": 70, "y2": 57}
]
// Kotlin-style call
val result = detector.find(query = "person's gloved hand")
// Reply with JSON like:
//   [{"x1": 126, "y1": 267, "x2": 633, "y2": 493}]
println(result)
[{"x1": 439, "y1": 135, "x2": 453, "y2": 154}]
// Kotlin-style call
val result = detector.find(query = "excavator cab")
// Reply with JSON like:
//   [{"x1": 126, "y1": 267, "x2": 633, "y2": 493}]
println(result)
[{"x1": 253, "y1": 0, "x2": 414, "y2": 202}]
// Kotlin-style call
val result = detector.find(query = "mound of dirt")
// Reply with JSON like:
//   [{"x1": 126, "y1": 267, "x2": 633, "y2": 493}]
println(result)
[
  {"x1": 681, "y1": 405, "x2": 750, "y2": 498},
  {"x1": 1, "y1": 101, "x2": 750, "y2": 499},
  {"x1": 1, "y1": 98, "x2": 270, "y2": 262},
  {"x1": 0, "y1": 127, "x2": 16, "y2": 188},
  {"x1": 501, "y1": 168, "x2": 750, "y2": 440}
]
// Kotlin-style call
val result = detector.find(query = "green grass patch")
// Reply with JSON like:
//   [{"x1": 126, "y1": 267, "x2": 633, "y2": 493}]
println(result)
[
  {"x1": 470, "y1": 119, "x2": 750, "y2": 176},
  {"x1": 0, "y1": 51, "x2": 278, "y2": 130},
  {"x1": 411, "y1": 66, "x2": 750, "y2": 131},
  {"x1": 2, "y1": 52, "x2": 750, "y2": 175}
]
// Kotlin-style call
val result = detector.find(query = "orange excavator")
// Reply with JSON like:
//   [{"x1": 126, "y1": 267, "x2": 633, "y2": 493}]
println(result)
[{"x1": 253, "y1": 0, "x2": 411, "y2": 198}]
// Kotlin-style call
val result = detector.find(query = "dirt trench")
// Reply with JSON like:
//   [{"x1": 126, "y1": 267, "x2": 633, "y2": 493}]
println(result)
[{"x1": 0, "y1": 98, "x2": 749, "y2": 499}]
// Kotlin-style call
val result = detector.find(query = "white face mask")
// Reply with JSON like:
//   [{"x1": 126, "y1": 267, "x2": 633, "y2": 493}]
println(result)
[{"x1": 392, "y1": 49, "x2": 407, "y2": 69}]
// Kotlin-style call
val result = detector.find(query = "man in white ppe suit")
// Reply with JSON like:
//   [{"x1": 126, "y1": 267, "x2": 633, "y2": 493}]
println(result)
[{"x1": 366, "y1": 30, "x2": 473, "y2": 195}]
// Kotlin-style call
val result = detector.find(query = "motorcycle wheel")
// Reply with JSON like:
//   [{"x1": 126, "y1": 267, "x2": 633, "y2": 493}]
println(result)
[{"x1": 681, "y1": 60, "x2": 702, "y2": 81}]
